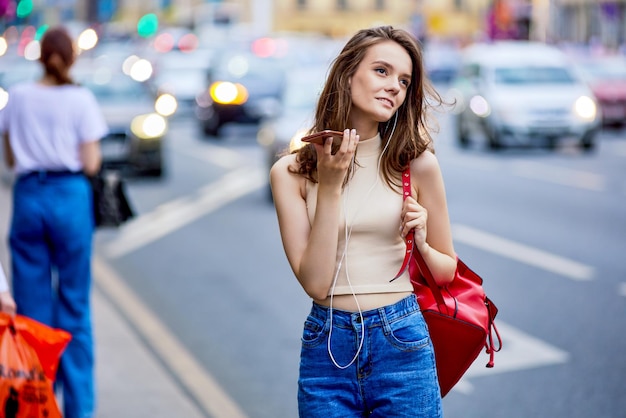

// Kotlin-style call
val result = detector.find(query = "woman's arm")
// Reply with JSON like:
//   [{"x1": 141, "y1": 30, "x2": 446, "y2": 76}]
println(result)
[
  {"x1": 80, "y1": 140, "x2": 102, "y2": 176},
  {"x1": 3, "y1": 132, "x2": 14, "y2": 169},
  {"x1": 0, "y1": 263, "x2": 16, "y2": 316},
  {"x1": 401, "y1": 150, "x2": 457, "y2": 286},
  {"x1": 270, "y1": 130, "x2": 359, "y2": 300}
]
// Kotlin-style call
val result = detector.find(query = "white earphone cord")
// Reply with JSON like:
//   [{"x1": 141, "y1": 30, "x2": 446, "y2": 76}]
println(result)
[{"x1": 327, "y1": 114, "x2": 398, "y2": 369}]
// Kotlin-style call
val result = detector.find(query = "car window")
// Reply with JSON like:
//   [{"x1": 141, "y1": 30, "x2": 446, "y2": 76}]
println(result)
[
  {"x1": 79, "y1": 74, "x2": 150, "y2": 101},
  {"x1": 213, "y1": 54, "x2": 284, "y2": 80},
  {"x1": 494, "y1": 66, "x2": 576, "y2": 85},
  {"x1": 461, "y1": 64, "x2": 481, "y2": 79}
]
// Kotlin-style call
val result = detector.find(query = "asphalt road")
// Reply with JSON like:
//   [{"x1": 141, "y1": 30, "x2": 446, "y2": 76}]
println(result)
[{"x1": 94, "y1": 111, "x2": 626, "y2": 418}]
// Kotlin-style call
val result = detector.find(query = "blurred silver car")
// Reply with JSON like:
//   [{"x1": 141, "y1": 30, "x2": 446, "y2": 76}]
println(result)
[
  {"x1": 450, "y1": 41, "x2": 601, "y2": 151},
  {"x1": 73, "y1": 63, "x2": 175, "y2": 177}
]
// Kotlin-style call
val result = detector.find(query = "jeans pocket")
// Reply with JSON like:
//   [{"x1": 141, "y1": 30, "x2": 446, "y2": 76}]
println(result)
[
  {"x1": 384, "y1": 311, "x2": 431, "y2": 352},
  {"x1": 301, "y1": 314, "x2": 327, "y2": 348}
]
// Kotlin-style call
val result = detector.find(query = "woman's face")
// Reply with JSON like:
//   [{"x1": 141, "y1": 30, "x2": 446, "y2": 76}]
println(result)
[{"x1": 349, "y1": 40, "x2": 412, "y2": 126}]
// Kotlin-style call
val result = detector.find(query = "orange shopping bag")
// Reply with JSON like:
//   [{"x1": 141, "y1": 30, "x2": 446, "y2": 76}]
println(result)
[{"x1": 0, "y1": 313, "x2": 71, "y2": 418}]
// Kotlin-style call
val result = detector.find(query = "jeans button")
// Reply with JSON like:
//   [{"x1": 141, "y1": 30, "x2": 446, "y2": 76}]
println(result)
[{"x1": 355, "y1": 315, "x2": 361, "y2": 323}]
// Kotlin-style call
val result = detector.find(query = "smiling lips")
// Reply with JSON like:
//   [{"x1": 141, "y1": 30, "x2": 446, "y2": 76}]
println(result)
[{"x1": 377, "y1": 97, "x2": 394, "y2": 108}]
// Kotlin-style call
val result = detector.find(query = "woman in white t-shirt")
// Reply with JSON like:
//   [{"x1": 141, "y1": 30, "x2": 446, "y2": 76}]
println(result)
[{"x1": 0, "y1": 26, "x2": 107, "y2": 418}]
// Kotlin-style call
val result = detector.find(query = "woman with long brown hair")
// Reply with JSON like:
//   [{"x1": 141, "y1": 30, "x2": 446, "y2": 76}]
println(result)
[
  {"x1": 1, "y1": 26, "x2": 107, "y2": 418},
  {"x1": 271, "y1": 26, "x2": 456, "y2": 417}
]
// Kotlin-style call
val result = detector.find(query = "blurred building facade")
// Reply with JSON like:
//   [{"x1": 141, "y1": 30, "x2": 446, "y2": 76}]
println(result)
[
  {"x1": 550, "y1": 0, "x2": 626, "y2": 49},
  {"x1": 2, "y1": 0, "x2": 624, "y2": 48}
]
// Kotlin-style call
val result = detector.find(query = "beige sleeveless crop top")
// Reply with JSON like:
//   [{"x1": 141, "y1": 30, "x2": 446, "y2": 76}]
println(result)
[{"x1": 305, "y1": 133, "x2": 413, "y2": 296}]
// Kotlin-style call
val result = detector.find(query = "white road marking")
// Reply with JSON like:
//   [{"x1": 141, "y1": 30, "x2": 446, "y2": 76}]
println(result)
[
  {"x1": 510, "y1": 161, "x2": 605, "y2": 191},
  {"x1": 453, "y1": 224, "x2": 594, "y2": 281},
  {"x1": 93, "y1": 256, "x2": 249, "y2": 418},
  {"x1": 453, "y1": 321, "x2": 569, "y2": 394},
  {"x1": 105, "y1": 167, "x2": 267, "y2": 258}
]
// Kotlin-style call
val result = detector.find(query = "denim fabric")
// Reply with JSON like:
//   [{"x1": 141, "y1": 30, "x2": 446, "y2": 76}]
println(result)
[
  {"x1": 10, "y1": 172, "x2": 95, "y2": 418},
  {"x1": 298, "y1": 295, "x2": 442, "y2": 418}
]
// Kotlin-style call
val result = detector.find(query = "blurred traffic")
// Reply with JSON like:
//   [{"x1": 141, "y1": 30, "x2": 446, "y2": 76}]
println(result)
[{"x1": 0, "y1": 6, "x2": 623, "y2": 173}]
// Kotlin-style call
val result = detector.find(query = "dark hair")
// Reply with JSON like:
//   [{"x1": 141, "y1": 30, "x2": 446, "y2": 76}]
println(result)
[
  {"x1": 292, "y1": 25, "x2": 442, "y2": 189},
  {"x1": 39, "y1": 27, "x2": 75, "y2": 85}
]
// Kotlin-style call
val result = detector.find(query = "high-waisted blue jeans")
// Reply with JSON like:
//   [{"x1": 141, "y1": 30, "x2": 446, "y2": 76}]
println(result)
[
  {"x1": 10, "y1": 171, "x2": 95, "y2": 418},
  {"x1": 298, "y1": 294, "x2": 442, "y2": 418}
]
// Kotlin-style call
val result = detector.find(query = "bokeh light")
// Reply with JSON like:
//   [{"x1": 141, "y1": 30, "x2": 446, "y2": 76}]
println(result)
[
  {"x1": 155, "y1": 93, "x2": 178, "y2": 117},
  {"x1": 23, "y1": 40, "x2": 40, "y2": 61},
  {"x1": 0, "y1": 38, "x2": 7, "y2": 57},
  {"x1": 78, "y1": 28, "x2": 99, "y2": 51},
  {"x1": 129, "y1": 59, "x2": 153, "y2": 82}
]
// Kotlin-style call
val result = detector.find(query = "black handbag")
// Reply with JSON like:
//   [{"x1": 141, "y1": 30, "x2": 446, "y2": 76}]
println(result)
[{"x1": 89, "y1": 169, "x2": 134, "y2": 228}]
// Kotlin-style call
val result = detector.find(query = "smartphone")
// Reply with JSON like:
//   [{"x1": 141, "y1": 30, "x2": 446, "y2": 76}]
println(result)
[{"x1": 301, "y1": 130, "x2": 344, "y2": 146}]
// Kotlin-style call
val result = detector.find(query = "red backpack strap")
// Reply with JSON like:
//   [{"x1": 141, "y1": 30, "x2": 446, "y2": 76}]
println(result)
[{"x1": 391, "y1": 168, "x2": 413, "y2": 281}]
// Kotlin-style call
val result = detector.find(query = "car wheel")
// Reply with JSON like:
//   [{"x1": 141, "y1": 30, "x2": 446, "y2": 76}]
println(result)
[
  {"x1": 580, "y1": 131, "x2": 597, "y2": 152},
  {"x1": 457, "y1": 116, "x2": 470, "y2": 148},
  {"x1": 545, "y1": 136, "x2": 558, "y2": 150},
  {"x1": 202, "y1": 114, "x2": 222, "y2": 138},
  {"x1": 146, "y1": 166, "x2": 163, "y2": 177},
  {"x1": 487, "y1": 129, "x2": 502, "y2": 150}
]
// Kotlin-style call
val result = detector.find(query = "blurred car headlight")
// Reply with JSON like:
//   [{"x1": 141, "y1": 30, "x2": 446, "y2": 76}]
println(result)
[
  {"x1": 469, "y1": 95, "x2": 491, "y2": 118},
  {"x1": 155, "y1": 93, "x2": 177, "y2": 117},
  {"x1": 209, "y1": 81, "x2": 248, "y2": 105},
  {"x1": 0, "y1": 88, "x2": 8, "y2": 110},
  {"x1": 131, "y1": 113, "x2": 167, "y2": 140},
  {"x1": 573, "y1": 95, "x2": 597, "y2": 121},
  {"x1": 129, "y1": 59, "x2": 153, "y2": 82}
]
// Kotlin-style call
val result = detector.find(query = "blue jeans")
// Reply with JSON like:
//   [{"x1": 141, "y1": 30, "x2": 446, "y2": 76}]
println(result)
[
  {"x1": 298, "y1": 295, "x2": 442, "y2": 418},
  {"x1": 10, "y1": 171, "x2": 95, "y2": 418}
]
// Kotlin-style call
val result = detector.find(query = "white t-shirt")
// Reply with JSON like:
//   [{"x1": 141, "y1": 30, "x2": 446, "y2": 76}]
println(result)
[{"x1": 0, "y1": 82, "x2": 108, "y2": 174}]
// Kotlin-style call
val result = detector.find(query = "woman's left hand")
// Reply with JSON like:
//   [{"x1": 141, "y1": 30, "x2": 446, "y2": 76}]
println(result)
[{"x1": 400, "y1": 196, "x2": 427, "y2": 248}]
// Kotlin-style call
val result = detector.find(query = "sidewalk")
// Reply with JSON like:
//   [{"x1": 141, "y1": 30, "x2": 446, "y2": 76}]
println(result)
[{"x1": 0, "y1": 177, "x2": 205, "y2": 418}]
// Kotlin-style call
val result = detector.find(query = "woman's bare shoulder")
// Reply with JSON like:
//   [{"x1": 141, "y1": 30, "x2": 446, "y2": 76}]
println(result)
[
  {"x1": 410, "y1": 149, "x2": 441, "y2": 176},
  {"x1": 270, "y1": 153, "x2": 299, "y2": 178}
]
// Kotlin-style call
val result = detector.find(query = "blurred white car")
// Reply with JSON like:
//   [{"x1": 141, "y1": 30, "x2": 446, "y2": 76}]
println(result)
[{"x1": 450, "y1": 41, "x2": 601, "y2": 151}]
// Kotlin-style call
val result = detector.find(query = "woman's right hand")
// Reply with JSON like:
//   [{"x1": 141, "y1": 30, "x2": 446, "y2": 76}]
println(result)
[
  {"x1": 0, "y1": 291, "x2": 16, "y2": 316},
  {"x1": 313, "y1": 129, "x2": 359, "y2": 189}
]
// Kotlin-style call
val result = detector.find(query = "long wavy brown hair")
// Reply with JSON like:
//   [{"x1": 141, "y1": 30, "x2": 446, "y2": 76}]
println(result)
[
  {"x1": 39, "y1": 27, "x2": 76, "y2": 86},
  {"x1": 291, "y1": 25, "x2": 442, "y2": 189}
]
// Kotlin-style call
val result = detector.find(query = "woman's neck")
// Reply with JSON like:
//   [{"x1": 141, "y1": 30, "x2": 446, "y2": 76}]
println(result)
[
  {"x1": 40, "y1": 75, "x2": 58, "y2": 86},
  {"x1": 40, "y1": 73, "x2": 69, "y2": 86},
  {"x1": 349, "y1": 118, "x2": 379, "y2": 140}
]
